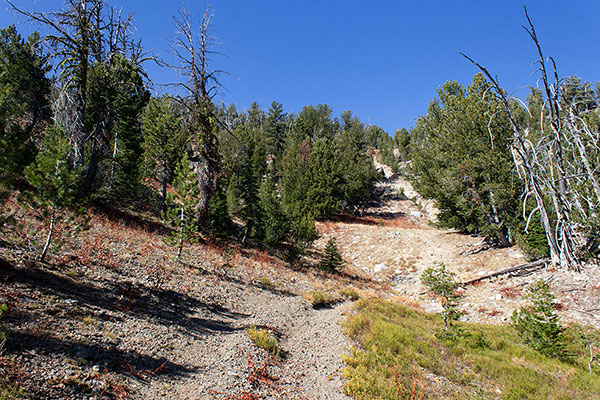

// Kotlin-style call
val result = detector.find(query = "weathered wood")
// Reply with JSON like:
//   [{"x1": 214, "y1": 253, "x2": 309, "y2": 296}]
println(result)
[{"x1": 462, "y1": 258, "x2": 549, "y2": 286}]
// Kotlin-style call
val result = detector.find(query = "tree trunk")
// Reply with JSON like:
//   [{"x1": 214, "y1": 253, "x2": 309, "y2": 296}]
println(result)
[
  {"x1": 110, "y1": 129, "x2": 119, "y2": 187},
  {"x1": 40, "y1": 204, "x2": 56, "y2": 264},
  {"x1": 161, "y1": 160, "x2": 168, "y2": 214},
  {"x1": 176, "y1": 206, "x2": 184, "y2": 261}
]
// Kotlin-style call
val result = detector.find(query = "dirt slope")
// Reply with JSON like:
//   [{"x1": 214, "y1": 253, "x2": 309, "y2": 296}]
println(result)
[{"x1": 317, "y1": 174, "x2": 600, "y2": 328}]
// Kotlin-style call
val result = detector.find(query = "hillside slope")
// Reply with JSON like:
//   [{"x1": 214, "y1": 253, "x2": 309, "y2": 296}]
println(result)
[{"x1": 1, "y1": 175, "x2": 599, "y2": 399}]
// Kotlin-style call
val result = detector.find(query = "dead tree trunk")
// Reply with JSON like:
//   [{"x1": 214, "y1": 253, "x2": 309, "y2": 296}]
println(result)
[{"x1": 461, "y1": 7, "x2": 600, "y2": 270}]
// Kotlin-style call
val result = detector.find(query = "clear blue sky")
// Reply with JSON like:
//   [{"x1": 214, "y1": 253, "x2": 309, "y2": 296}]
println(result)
[{"x1": 3, "y1": 1, "x2": 600, "y2": 134}]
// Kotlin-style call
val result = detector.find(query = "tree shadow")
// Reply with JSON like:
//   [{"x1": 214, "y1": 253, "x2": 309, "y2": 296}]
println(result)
[
  {"x1": 362, "y1": 210, "x2": 406, "y2": 221},
  {"x1": 326, "y1": 213, "x2": 379, "y2": 226},
  {"x1": 90, "y1": 203, "x2": 174, "y2": 237},
  {"x1": 6, "y1": 330, "x2": 197, "y2": 378},
  {"x1": 0, "y1": 258, "x2": 249, "y2": 337},
  {"x1": 180, "y1": 259, "x2": 297, "y2": 298}
]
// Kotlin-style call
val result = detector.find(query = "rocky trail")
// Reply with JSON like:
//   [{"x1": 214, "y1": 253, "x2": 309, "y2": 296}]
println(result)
[{"x1": 1, "y1": 172, "x2": 600, "y2": 399}]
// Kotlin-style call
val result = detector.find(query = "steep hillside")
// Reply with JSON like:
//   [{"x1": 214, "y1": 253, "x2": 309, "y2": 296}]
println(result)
[{"x1": 1, "y1": 176, "x2": 599, "y2": 399}]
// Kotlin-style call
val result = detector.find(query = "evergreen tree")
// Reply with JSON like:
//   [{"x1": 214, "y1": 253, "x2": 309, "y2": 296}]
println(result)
[
  {"x1": 102, "y1": 55, "x2": 150, "y2": 200},
  {"x1": 410, "y1": 74, "x2": 521, "y2": 246},
  {"x1": 142, "y1": 96, "x2": 188, "y2": 212},
  {"x1": 421, "y1": 263, "x2": 464, "y2": 333},
  {"x1": 162, "y1": 153, "x2": 200, "y2": 261},
  {"x1": 319, "y1": 238, "x2": 345, "y2": 273},
  {"x1": 264, "y1": 101, "x2": 287, "y2": 159},
  {"x1": 394, "y1": 128, "x2": 410, "y2": 161},
  {"x1": 0, "y1": 26, "x2": 51, "y2": 226},
  {"x1": 258, "y1": 177, "x2": 288, "y2": 246},
  {"x1": 337, "y1": 114, "x2": 378, "y2": 210},
  {"x1": 207, "y1": 177, "x2": 232, "y2": 238},
  {"x1": 24, "y1": 127, "x2": 80, "y2": 263},
  {"x1": 512, "y1": 280, "x2": 572, "y2": 361}
]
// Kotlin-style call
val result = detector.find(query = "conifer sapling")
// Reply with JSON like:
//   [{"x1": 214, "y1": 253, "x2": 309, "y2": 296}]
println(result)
[
  {"x1": 162, "y1": 153, "x2": 200, "y2": 261},
  {"x1": 24, "y1": 126, "x2": 79, "y2": 263},
  {"x1": 421, "y1": 263, "x2": 464, "y2": 332},
  {"x1": 320, "y1": 237, "x2": 345, "y2": 273}
]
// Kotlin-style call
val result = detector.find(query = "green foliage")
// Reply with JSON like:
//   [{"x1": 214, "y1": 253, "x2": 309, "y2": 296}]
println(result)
[
  {"x1": 24, "y1": 126, "x2": 81, "y2": 262},
  {"x1": 258, "y1": 178, "x2": 288, "y2": 246},
  {"x1": 25, "y1": 127, "x2": 80, "y2": 210},
  {"x1": 343, "y1": 298, "x2": 600, "y2": 400},
  {"x1": 421, "y1": 263, "x2": 464, "y2": 332},
  {"x1": 319, "y1": 238, "x2": 345, "y2": 273},
  {"x1": 246, "y1": 326, "x2": 282, "y2": 358},
  {"x1": 394, "y1": 128, "x2": 410, "y2": 161},
  {"x1": 302, "y1": 290, "x2": 339, "y2": 308},
  {"x1": 512, "y1": 212, "x2": 551, "y2": 261},
  {"x1": 207, "y1": 177, "x2": 232, "y2": 238},
  {"x1": 0, "y1": 25, "x2": 50, "y2": 176},
  {"x1": 0, "y1": 25, "x2": 51, "y2": 227},
  {"x1": 162, "y1": 153, "x2": 200, "y2": 259},
  {"x1": 142, "y1": 96, "x2": 188, "y2": 210},
  {"x1": 0, "y1": 380, "x2": 23, "y2": 400},
  {"x1": 410, "y1": 74, "x2": 521, "y2": 245},
  {"x1": 96, "y1": 55, "x2": 150, "y2": 201},
  {"x1": 512, "y1": 280, "x2": 573, "y2": 361}
]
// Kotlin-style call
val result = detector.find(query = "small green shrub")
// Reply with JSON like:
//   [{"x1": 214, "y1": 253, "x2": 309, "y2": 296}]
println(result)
[
  {"x1": 421, "y1": 263, "x2": 464, "y2": 333},
  {"x1": 246, "y1": 326, "x2": 281, "y2": 358},
  {"x1": 512, "y1": 280, "x2": 573, "y2": 361}
]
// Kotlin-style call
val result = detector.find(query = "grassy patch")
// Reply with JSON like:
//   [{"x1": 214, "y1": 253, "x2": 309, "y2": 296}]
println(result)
[
  {"x1": 246, "y1": 326, "x2": 282, "y2": 358},
  {"x1": 0, "y1": 380, "x2": 23, "y2": 400},
  {"x1": 338, "y1": 287, "x2": 360, "y2": 301},
  {"x1": 302, "y1": 290, "x2": 339, "y2": 308},
  {"x1": 342, "y1": 297, "x2": 600, "y2": 399}
]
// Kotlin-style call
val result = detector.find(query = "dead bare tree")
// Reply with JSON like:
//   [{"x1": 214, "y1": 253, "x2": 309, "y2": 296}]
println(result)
[
  {"x1": 169, "y1": 5, "x2": 227, "y2": 222},
  {"x1": 461, "y1": 7, "x2": 600, "y2": 270}
]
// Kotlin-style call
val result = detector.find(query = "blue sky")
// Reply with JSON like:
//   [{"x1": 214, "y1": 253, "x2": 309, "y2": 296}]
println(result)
[{"x1": 3, "y1": 1, "x2": 600, "y2": 134}]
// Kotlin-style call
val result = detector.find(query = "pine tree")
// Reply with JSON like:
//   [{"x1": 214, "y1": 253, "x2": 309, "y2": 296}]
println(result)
[
  {"x1": 512, "y1": 280, "x2": 572, "y2": 361},
  {"x1": 410, "y1": 74, "x2": 520, "y2": 247},
  {"x1": 319, "y1": 238, "x2": 345, "y2": 273},
  {"x1": 258, "y1": 178, "x2": 288, "y2": 246},
  {"x1": 421, "y1": 263, "x2": 464, "y2": 333},
  {"x1": 207, "y1": 177, "x2": 232, "y2": 238},
  {"x1": 162, "y1": 153, "x2": 200, "y2": 261},
  {"x1": 24, "y1": 127, "x2": 79, "y2": 263},
  {"x1": 0, "y1": 25, "x2": 51, "y2": 227},
  {"x1": 142, "y1": 96, "x2": 188, "y2": 212}
]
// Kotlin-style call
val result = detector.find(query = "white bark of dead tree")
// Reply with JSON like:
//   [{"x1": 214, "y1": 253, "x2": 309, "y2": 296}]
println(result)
[{"x1": 461, "y1": 7, "x2": 600, "y2": 270}]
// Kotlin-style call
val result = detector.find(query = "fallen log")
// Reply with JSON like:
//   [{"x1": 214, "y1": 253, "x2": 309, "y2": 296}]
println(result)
[{"x1": 462, "y1": 258, "x2": 549, "y2": 286}]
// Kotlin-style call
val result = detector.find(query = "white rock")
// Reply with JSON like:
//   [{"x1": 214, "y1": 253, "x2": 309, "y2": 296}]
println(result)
[{"x1": 373, "y1": 263, "x2": 388, "y2": 273}]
